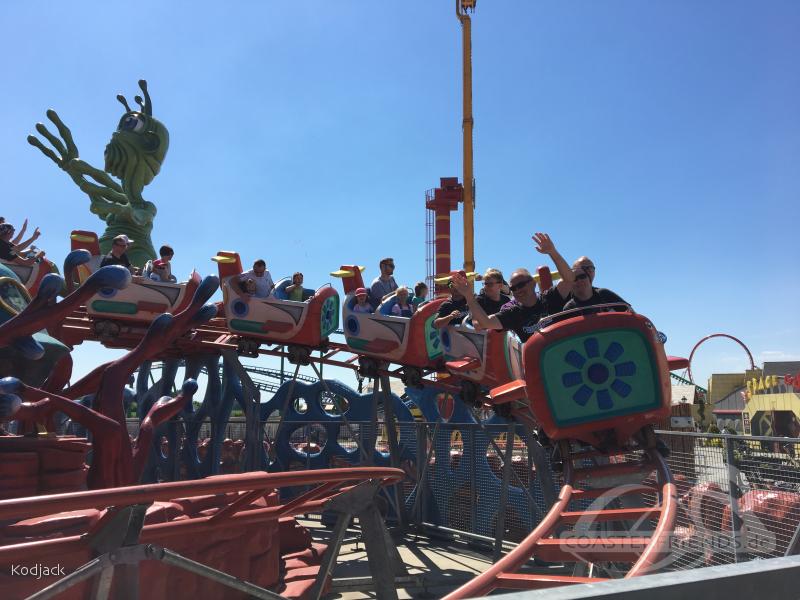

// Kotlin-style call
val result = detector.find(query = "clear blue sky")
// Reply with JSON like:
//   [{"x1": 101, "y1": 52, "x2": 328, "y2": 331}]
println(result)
[{"x1": 2, "y1": 1, "x2": 797, "y2": 389}]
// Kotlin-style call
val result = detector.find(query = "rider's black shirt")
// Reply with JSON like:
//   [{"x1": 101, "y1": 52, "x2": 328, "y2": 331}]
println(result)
[{"x1": 562, "y1": 287, "x2": 627, "y2": 310}]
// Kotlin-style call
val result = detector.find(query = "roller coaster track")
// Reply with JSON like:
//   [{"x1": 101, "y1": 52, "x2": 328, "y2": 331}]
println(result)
[
  {"x1": 62, "y1": 307, "x2": 460, "y2": 395},
  {"x1": 670, "y1": 371, "x2": 707, "y2": 393},
  {"x1": 140, "y1": 361, "x2": 319, "y2": 396},
  {"x1": 0, "y1": 468, "x2": 405, "y2": 599},
  {"x1": 443, "y1": 437, "x2": 677, "y2": 598},
  {"x1": 146, "y1": 360, "x2": 318, "y2": 384}
]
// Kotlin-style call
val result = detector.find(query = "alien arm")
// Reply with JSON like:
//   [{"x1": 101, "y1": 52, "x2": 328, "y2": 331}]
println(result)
[
  {"x1": 28, "y1": 111, "x2": 127, "y2": 211},
  {"x1": 68, "y1": 158, "x2": 124, "y2": 194}
]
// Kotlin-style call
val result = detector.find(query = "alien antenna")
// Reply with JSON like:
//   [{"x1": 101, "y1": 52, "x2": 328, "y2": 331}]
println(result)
[
  {"x1": 116, "y1": 94, "x2": 132, "y2": 112},
  {"x1": 138, "y1": 79, "x2": 152, "y2": 116}
]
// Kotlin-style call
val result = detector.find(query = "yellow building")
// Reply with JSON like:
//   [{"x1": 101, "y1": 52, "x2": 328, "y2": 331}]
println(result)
[{"x1": 710, "y1": 361, "x2": 800, "y2": 435}]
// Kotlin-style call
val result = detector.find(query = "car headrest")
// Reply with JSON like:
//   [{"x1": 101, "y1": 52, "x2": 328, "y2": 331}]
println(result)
[
  {"x1": 272, "y1": 277, "x2": 292, "y2": 300},
  {"x1": 378, "y1": 296, "x2": 398, "y2": 316}
]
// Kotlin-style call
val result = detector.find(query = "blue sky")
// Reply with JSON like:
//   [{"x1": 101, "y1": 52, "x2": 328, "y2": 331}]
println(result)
[{"x1": 1, "y1": 1, "x2": 797, "y2": 389}]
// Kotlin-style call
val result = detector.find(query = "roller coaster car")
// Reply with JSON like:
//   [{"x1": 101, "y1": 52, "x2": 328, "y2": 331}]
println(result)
[
  {"x1": 214, "y1": 251, "x2": 339, "y2": 348},
  {"x1": 0, "y1": 257, "x2": 57, "y2": 296},
  {"x1": 341, "y1": 292, "x2": 445, "y2": 369},
  {"x1": 441, "y1": 322, "x2": 523, "y2": 390},
  {"x1": 69, "y1": 230, "x2": 103, "y2": 284},
  {"x1": 86, "y1": 271, "x2": 203, "y2": 327},
  {"x1": 491, "y1": 306, "x2": 686, "y2": 448}
]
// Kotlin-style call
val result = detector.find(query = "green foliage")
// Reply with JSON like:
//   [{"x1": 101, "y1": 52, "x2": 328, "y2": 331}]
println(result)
[{"x1": 703, "y1": 423, "x2": 722, "y2": 447}]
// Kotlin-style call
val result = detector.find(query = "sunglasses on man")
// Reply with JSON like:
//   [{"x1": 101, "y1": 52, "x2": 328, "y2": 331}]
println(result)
[
  {"x1": 574, "y1": 273, "x2": 590, "y2": 281},
  {"x1": 509, "y1": 278, "x2": 533, "y2": 292}
]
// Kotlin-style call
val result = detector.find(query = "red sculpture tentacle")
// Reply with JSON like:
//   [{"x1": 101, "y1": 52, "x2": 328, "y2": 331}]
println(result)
[
  {"x1": 0, "y1": 267, "x2": 131, "y2": 348},
  {"x1": 41, "y1": 353, "x2": 73, "y2": 393},
  {"x1": 133, "y1": 381, "x2": 198, "y2": 481}
]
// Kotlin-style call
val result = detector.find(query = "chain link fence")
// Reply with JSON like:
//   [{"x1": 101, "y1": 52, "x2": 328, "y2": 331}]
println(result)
[{"x1": 113, "y1": 418, "x2": 800, "y2": 571}]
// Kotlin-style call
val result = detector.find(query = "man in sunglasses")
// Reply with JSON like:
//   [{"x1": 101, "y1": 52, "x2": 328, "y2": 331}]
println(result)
[
  {"x1": 451, "y1": 233, "x2": 574, "y2": 342},
  {"x1": 562, "y1": 257, "x2": 627, "y2": 310},
  {"x1": 99, "y1": 234, "x2": 136, "y2": 274},
  {"x1": 369, "y1": 257, "x2": 398, "y2": 309}
]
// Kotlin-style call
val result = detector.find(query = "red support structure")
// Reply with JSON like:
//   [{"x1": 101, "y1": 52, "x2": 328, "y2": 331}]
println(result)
[{"x1": 425, "y1": 177, "x2": 463, "y2": 297}]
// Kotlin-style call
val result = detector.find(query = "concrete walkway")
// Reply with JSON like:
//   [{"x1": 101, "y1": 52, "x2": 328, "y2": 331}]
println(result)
[{"x1": 300, "y1": 519, "x2": 552, "y2": 599}]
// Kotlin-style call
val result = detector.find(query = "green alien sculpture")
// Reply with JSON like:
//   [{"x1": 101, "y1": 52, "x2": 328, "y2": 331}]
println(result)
[{"x1": 28, "y1": 80, "x2": 169, "y2": 267}]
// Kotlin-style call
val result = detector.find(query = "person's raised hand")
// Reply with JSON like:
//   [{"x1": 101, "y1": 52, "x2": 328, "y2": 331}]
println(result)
[
  {"x1": 450, "y1": 270, "x2": 471, "y2": 296},
  {"x1": 533, "y1": 232, "x2": 556, "y2": 255}
]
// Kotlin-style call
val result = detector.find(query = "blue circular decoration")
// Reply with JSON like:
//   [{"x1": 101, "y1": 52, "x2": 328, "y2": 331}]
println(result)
[
  {"x1": 232, "y1": 299, "x2": 248, "y2": 317},
  {"x1": 346, "y1": 315, "x2": 360, "y2": 336},
  {"x1": 321, "y1": 296, "x2": 335, "y2": 333},
  {"x1": 99, "y1": 287, "x2": 117, "y2": 298},
  {"x1": 561, "y1": 337, "x2": 637, "y2": 410},
  {"x1": 441, "y1": 330, "x2": 451, "y2": 352},
  {"x1": 587, "y1": 362, "x2": 609, "y2": 385},
  {"x1": 657, "y1": 331, "x2": 667, "y2": 344}
]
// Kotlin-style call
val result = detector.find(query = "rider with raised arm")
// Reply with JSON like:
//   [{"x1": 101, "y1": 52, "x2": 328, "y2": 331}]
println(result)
[
  {"x1": 562, "y1": 256, "x2": 628, "y2": 310},
  {"x1": 450, "y1": 233, "x2": 574, "y2": 342},
  {"x1": 0, "y1": 223, "x2": 44, "y2": 266}
]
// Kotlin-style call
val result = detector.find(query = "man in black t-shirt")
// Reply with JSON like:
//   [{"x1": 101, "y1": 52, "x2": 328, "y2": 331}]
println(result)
[
  {"x1": 474, "y1": 268, "x2": 511, "y2": 318},
  {"x1": 100, "y1": 234, "x2": 136, "y2": 273},
  {"x1": 452, "y1": 233, "x2": 575, "y2": 342},
  {"x1": 562, "y1": 258, "x2": 628, "y2": 312},
  {"x1": 434, "y1": 283, "x2": 469, "y2": 329}
]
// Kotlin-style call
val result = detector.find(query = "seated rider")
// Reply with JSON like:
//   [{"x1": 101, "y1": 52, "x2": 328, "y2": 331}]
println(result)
[
  {"x1": 450, "y1": 233, "x2": 574, "y2": 342},
  {"x1": 411, "y1": 281, "x2": 428, "y2": 309},
  {"x1": 352, "y1": 287, "x2": 373, "y2": 313},
  {"x1": 562, "y1": 256, "x2": 628, "y2": 311},
  {"x1": 433, "y1": 279, "x2": 468, "y2": 329},
  {"x1": 99, "y1": 234, "x2": 136, "y2": 274},
  {"x1": 143, "y1": 245, "x2": 177, "y2": 282},
  {"x1": 0, "y1": 223, "x2": 44, "y2": 266},
  {"x1": 240, "y1": 259, "x2": 274, "y2": 298},
  {"x1": 369, "y1": 257, "x2": 398, "y2": 309},
  {"x1": 286, "y1": 272, "x2": 305, "y2": 301},
  {"x1": 9, "y1": 219, "x2": 42, "y2": 255},
  {"x1": 240, "y1": 278, "x2": 257, "y2": 296},
  {"x1": 150, "y1": 258, "x2": 175, "y2": 283},
  {"x1": 474, "y1": 268, "x2": 511, "y2": 319},
  {"x1": 391, "y1": 286, "x2": 415, "y2": 317}
]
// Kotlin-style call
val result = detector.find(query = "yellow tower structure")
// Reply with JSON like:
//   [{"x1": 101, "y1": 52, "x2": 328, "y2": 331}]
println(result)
[{"x1": 456, "y1": 0, "x2": 476, "y2": 273}]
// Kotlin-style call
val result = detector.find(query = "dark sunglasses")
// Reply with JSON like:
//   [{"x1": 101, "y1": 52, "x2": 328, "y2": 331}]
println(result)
[
  {"x1": 483, "y1": 279, "x2": 501, "y2": 286},
  {"x1": 509, "y1": 278, "x2": 533, "y2": 292},
  {"x1": 575, "y1": 273, "x2": 590, "y2": 281}
]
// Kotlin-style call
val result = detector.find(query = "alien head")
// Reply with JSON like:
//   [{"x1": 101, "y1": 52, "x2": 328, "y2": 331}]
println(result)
[{"x1": 104, "y1": 80, "x2": 169, "y2": 187}]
